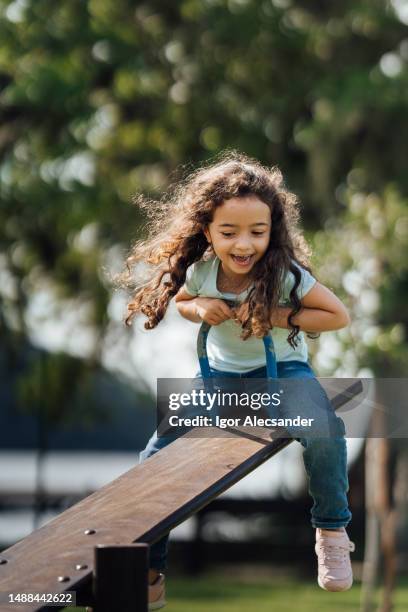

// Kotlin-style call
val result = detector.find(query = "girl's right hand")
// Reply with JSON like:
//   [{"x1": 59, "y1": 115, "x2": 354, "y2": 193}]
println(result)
[{"x1": 194, "y1": 298, "x2": 233, "y2": 326}]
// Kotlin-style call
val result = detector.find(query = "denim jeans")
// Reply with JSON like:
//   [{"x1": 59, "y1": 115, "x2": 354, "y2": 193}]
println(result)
[{"x1": 139, "y1": 360, "x2": 352, "y2": 571}]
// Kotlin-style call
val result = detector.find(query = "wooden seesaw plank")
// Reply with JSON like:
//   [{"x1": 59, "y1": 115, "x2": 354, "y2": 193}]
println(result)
[{"x1": 0, "y1": 380, "x2": 362, "y2": 611}]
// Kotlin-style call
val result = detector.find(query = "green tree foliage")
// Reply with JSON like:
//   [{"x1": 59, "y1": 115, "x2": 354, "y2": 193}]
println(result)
[{"x1": 0, "y1": 0, "x2": 407, "y2": 417}]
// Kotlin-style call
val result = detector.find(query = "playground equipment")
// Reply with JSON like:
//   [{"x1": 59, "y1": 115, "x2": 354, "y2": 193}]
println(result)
[{"x1": 0, "y1": 316, "x2": 362, "y2": 611}]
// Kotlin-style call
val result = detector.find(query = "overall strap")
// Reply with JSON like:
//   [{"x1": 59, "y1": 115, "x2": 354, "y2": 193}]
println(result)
[
  {"x1": 262, "y1": 334, "x2": 278, "y2": 379},
  {"x1": 197, "y1": 321, "x2": 212, "y2": 379}
]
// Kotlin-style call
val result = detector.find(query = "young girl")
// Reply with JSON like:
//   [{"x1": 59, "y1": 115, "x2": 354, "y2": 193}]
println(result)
[{"x1": 124, "y1": 152, "x2": 355, "y2": 610}]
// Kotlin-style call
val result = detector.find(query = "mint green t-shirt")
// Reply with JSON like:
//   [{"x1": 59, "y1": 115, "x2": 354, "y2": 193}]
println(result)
[{"x1": 184, "y1": 255, "x2": 317, "y2": 373}]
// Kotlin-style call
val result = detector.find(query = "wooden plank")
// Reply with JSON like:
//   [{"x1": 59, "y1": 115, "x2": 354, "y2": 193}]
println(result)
[
  {"x1": 0, "y1": 380, "x2": 362, "y2": 611},
  {"x1": 0, "y1": 433, "x2": 288, "y2": 611}
]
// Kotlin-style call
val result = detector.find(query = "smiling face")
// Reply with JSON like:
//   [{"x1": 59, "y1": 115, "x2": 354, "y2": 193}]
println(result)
[{"x1": 204, "y1": 195, "x2": 271, "y2": 279}]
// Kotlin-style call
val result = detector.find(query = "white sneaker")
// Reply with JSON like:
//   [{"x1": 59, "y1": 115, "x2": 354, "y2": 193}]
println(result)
[{"x1": 315, "y1": 527, "x2": 355, "y2": 591}]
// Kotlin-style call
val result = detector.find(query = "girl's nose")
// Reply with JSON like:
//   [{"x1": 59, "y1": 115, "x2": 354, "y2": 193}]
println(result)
[{"x1": 234, "y1": 235, "x2": 253, "y2": 250}]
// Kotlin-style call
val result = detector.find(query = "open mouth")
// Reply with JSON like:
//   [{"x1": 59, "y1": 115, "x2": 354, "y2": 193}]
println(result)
[{"x1": 231, "y1": 254, "x2": 254, "y2": 266}]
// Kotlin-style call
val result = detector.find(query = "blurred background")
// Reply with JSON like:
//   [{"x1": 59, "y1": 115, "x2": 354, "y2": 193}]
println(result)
[{"x1": 0, "y1": 0, "x2": 407, "y2": 610}]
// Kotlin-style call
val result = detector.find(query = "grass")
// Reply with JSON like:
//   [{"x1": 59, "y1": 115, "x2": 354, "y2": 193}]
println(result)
[{"x1": 70, "y1": 572, "x2": 408, "y2": 611}]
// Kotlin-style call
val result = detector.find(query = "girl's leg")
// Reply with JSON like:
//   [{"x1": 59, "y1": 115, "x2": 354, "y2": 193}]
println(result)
[
  {"x1": 139, "y1": 371, "x2": 216, "y2": 571},
  {"x1": 277, "y1": 361, "x2": 352, "y2": 529},
  {"x1": 139, "y1": 431, "x2": 179, "y2": 571},
  {"x1": 301, "y1": 436, "x2": 351, "y2": 528},
  {"x1": 139, "y1": 372, "x2": 210, "y2": 572}
]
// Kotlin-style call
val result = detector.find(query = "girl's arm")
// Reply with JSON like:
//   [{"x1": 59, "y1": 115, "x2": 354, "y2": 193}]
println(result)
[
  {"x1": 175, "y1": 288, "x2": 233, "y2": 325},
  {"x1": 234, "y1": 282, "x2": 350, "y2": 332},
  {"x1": 271, "y1": 282, "x2": 350, "y2": 332},
  {"x1": 175, "y1": 288, "x2": 202, "y2": 323}
]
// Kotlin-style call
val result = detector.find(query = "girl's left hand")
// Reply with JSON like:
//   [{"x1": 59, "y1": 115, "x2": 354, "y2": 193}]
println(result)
[{"x1": 270, "y1": 306, "x2": 290, "y2": 328}]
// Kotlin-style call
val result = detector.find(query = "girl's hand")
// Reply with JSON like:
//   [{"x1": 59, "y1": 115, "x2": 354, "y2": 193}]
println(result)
[
  {"x1": 195, "y1": 298, "x2": 234, "y2": 326},
  {"x1": 270, "y1": 306, "x2": 291, "y2": 328},
  {"x1": 233, "y1": 302, "x2": 249, "y2": 325}
]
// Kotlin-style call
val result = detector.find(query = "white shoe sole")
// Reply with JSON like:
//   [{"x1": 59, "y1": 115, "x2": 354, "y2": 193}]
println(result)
[
  {"x1": 148, "y1": 599, "x2": 166, "y2": 610},
  {"x1": 318, "y1": 575, "x2": 353, "y2": 592}
]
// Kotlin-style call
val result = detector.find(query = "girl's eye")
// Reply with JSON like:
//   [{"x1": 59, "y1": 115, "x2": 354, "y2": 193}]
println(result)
[{"x1": 221, "y1": 231, "x2": 265, "y2": 237}]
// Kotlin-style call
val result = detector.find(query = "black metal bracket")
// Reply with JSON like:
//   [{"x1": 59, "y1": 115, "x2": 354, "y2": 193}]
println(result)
[{"x1": 92, "y1": 543, "x2": 149, "y2": 612}]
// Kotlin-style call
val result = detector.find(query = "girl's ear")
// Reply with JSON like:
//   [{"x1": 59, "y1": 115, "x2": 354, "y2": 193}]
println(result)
[{"x1": 204, "y1": 227, "x2": 211, "y2": 244}]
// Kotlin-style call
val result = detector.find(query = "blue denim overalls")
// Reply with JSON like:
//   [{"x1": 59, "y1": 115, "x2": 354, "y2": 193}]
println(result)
[{"x1": 140, "y1": 324, "x2": 351, "y2": 570}]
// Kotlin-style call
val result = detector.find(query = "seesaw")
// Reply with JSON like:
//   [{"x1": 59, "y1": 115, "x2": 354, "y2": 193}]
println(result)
[{"x1": 0, "y1": 317, "x2": 362, "y2": 611}]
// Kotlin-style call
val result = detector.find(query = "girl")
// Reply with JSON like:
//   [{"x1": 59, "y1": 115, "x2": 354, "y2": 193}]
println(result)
[{"x1": 124, "y1": 152, "x2": 355, "y2": 610}]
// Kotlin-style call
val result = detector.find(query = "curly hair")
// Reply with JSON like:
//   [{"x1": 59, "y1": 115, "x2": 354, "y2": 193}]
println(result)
[{"x1": 121, "y1": 150, "x2": 318, "y2": 349}]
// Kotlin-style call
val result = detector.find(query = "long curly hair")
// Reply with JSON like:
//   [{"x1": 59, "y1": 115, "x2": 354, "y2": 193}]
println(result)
[{"x1": 121, "y1": 150, "x2": 317, "y2": 349}]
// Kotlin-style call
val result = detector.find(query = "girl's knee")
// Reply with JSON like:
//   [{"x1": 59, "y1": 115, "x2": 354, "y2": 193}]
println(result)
[
  {"x1": 139, "y1": 433, "x2": 179, "y2": 464},
  {"x1": 139, "y1": 447, "x2": 151, "y2": 463},
  {"x1": 300, "y1": 434, "x2": 347, "y2": 455},
  {"x1": 328, "y1": 415, "x2": 346, "y2": 438}
]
